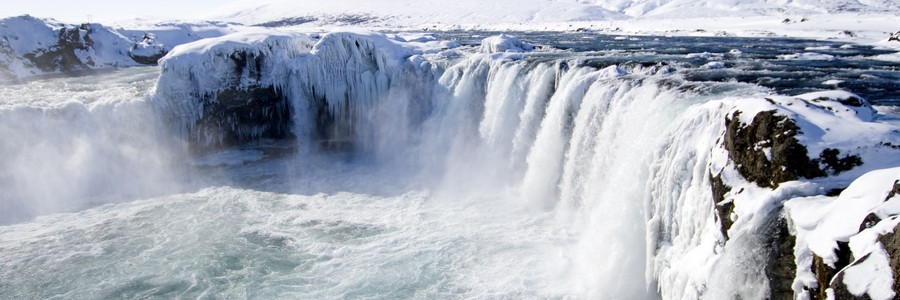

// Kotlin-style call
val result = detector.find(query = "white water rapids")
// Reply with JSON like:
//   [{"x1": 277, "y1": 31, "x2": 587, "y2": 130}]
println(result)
[{"x1": 0, "y1": 41, "x2": 782, "y2": 299}]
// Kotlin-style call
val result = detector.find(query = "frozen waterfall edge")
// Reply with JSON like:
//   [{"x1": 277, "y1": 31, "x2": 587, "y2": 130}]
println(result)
[{"x1": 151, "y1": 30, "x2": 900, "y2": 299}]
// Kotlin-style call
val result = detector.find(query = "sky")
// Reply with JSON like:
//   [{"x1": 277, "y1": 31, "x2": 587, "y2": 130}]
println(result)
[{"x1": 2, "y1": 0, "x2": 229, "y2": 23}]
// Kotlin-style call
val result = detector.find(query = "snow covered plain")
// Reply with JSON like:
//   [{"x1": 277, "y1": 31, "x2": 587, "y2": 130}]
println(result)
[{"x1": 205, "y1": 0, "x2": 900, "y2": 47}]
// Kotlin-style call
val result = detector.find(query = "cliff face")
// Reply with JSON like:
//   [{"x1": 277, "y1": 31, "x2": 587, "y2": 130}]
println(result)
[{"x1": 714, "y1": 92, "x2": 900, "y2": 299}]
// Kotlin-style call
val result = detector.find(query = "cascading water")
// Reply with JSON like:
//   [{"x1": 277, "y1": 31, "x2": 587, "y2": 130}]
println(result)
[
  {"x1": 1, "y1": 31, "x2": 898, "y2": 299},
  {"x1": 0, "y1": 68, "x2": 189, "y2": 224}
]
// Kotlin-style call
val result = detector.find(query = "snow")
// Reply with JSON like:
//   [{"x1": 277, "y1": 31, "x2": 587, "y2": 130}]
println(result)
[
  {"x1": 702, "y1": 61, "x2": 725, "y2": 69},
  {"x1": 0, "y1": 15, "x2": 248, "y2": 81},
  {"x1": 146, "y1": 28, "x2": 900, "y2": 299},
  {"x1": 777, "y1": 52, "x2": 836, "y2": 61},
  {"x1": 2, "y1": 4, "x2": 896, "y2": 295},
  {"x1": 478, "y1": 34, "x2": 534, "y2": 53},
  {"x1": 203, "y1": 0, "x2": 900, "y2": 46},
  {"x1": 129, "y1": 35, "x2": 167, "y2": 59},
  {"x1": 785, "y1": 167, "x2": 900, "y2": 298},
  {"x1": 650, "y1": 88, "x2": 900, "y2": 299}
]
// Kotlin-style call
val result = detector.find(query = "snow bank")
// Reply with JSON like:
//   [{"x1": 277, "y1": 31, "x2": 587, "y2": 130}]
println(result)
[
  {"x1": 206, "y1": 0, "x2": 898, "y2": 28},
  {"x1": 786, "y1": 167, "x2": 900, "y2": 299},
  {"x1": 478, "y1": 34, "x2": 534, "y2": 53},
  {"x1": 0, "y1": 15, "x2": 246, "y2": 82}
]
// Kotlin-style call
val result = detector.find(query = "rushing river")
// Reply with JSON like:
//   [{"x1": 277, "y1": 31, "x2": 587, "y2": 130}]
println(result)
[{"x1": 0, "y1": 33, "x2": 898, "y2": 299}]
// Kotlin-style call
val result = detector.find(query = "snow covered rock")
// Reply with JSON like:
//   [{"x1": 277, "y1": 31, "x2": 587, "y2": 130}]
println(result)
[
  {"x1": 128, "y1": 33, "x2": 167, "y2": 65},
  {"x1": 478, "y1": 34, "x2": 533, "y2": 53},
  {"x1": 0, "y1": 16, "x2": 134, "y2": 79},
  {"x1": 153, "y1": 30, "x2": 457, "y2": 152},
  {"x1": 786, "y1": 168, "x2": 900, "y2": 300},
  {"x1": 889, "y1": 31, "x2": 900, "y2": 42},
  {"x1": 0, "y1": 15, "x2": 244, "y2": 82},
  {"x1": 155, "y1": 29, "x2": 315, "y2": 152},
  {"x1": 683, "y1": 89, "x2": 900, "y2": 300}
]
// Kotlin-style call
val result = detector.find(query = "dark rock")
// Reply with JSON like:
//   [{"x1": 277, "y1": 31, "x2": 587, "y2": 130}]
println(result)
[
  {"x1": 711, "y1": 172, "x2": 734, "y2": 240},
  {"x1": 811, "y1": 242, "x2": 852, "y2": 300},
  {"x1": 877, "y1": 221, "x2": 900, "y2": 297},
  {"x1": 766, "y1": 215, "x2": 797, "y2": 300},
  {"x1": 817, "y1": 148, "x2": 863, "y2": 175},
  {"x1": 860, "y1": 213, "x2": 883, "y2": 232},
  {"x1": 128, "y1": 34, "x2": 167, "y2": 65},
  {"x1": 724, "y1": 110, "x2": 827, "y2": 188},
  {"x1": 831, "y1": 253, "x2": 873, "y2": 300},
  {"x1": 812, "y1": 95, "x2": 866, "y2": 108},
  {"x1": 887, "y1": 180, "x2": 900, "y2": 201},
  {"x1": 183, "y1": 50, "x2": 293, "y2": 153},
  {"x1": 191, "y1": 85, "x2": 292, "y2": 153},
  {"x1": 826, "y1": 188, "x2": 845, "y2": 196},
  {"x1": 23, "y1": 24, "x2": 94, "y2": 73},
  {"x1": 888, "y1": 31, "x2": 900, "y2": 42}
]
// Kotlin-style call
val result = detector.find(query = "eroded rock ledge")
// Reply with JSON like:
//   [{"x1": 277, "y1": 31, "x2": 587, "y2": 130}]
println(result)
[{"x1": 713, "y1": 91, "x2": 900, "y2": 299}]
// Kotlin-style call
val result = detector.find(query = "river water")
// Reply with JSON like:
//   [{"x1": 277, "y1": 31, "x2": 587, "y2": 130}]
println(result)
[{"x1": 0, "y1": 33, "x2": 898, "y2": 299}]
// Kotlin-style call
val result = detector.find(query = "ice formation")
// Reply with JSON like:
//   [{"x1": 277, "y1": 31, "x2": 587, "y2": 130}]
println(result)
[{"x1": 148, "y1": 30, "x2": 900, "y2": 299}]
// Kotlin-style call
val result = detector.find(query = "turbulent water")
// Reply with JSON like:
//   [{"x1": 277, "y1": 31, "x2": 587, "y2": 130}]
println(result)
[{"x1": 1, "y1": 33, "x2": 898, "y2": 299}]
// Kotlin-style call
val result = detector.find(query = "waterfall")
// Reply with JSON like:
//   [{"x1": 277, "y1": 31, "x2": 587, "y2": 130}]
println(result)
[
  {"x1": 266, "y1": 40, "x2": 737, "y2": 297},
  {"x1": 147, "y1": 31, "x2": 864, "y2": 298},
  {"x1": 0, "y1": 68, "x2": 188, "y2": 224}
]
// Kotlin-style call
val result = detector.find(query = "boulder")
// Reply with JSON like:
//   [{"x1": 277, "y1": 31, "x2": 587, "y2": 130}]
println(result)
[{"x1": 129, "y1": 33, "x2": 167, "y2": 65}]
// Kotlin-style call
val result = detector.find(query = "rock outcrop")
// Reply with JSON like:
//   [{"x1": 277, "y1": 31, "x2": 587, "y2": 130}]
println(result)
[
  {"x1": 128, "y1": 33, "x2": 167, "y2": 65},
  {"x1": 714, "y1": 92, "x2": 893, "y2": 299},
  {"x1": 724, "y1": 110, "x2": 824, "y2": 188},
  {"x1": 0, "y1": 15, "x2": 241, "y2": 81}
]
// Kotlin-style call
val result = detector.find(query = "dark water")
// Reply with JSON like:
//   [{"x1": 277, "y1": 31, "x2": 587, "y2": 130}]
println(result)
[{"x1": 436, "y1": 31, "x2": 900, "y2": 106}]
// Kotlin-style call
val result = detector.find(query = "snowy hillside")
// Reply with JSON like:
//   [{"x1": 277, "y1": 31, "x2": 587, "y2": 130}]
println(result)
[
  {"x1": 206, "y1": 0, "x2": 899, "y2": 28},
  {"x1": 0, "y1": 15, "x2": 247, "y2": 82}
]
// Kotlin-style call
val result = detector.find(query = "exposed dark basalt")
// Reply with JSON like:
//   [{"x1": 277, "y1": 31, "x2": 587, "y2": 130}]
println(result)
[
  {"x1": 818, "y1": 148, "x2": 863, "y2": 175},
  {"x1": 811, "y1": 242, "x2": 852, "y2": 300},
  {"x1": 184, "y1": 50, "x2": 293, "y2": 153},
  {"x1": 724, "y1": 110, "x2": 825, "y2": 188},
  {"x1": 829, "y1": 217, "x2": 900, "y2": 299},
  {"x1": 890, "y1": 31, "x2": 900, "y2": 42},
  {"x1": 724, "y1": 110, "x2": 863, "y2": 188},
  {"x1": 810, "y1": 179, "x2": 900, "y2": 299},
  {"x1": 711, "y1": 173, "x2": 735, "y2": 240},
  {"x1": 887, "y1": 180, "x2": 900, "y2": 201},
  {"x1": 718, "y1": 108, "x2": 869, "y2": 299},
  {"x1": 23, "y1": 24, "x2": 95, "y2": 73},
  {"x1": 811, "y1": 95, "x2": 865, "y2": 107},
  {"x1": 831, "y1": 253, "x2": 873, "y2": 300},
  {"x1": 766, "y1": 215, "x2": 797, "y2": 300},
  {"x1": 128, "y1": 34, "x2": 168, "y2": 65},
  {"x1": 192, "y1": 86, "x2": 292, "y2": 153},
  {"x1": 309, "y1": 86, "x2": 354, "y2": 151},
  {"x1": 878, "y1": 221, "x2": 900, "y2": 296}
]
